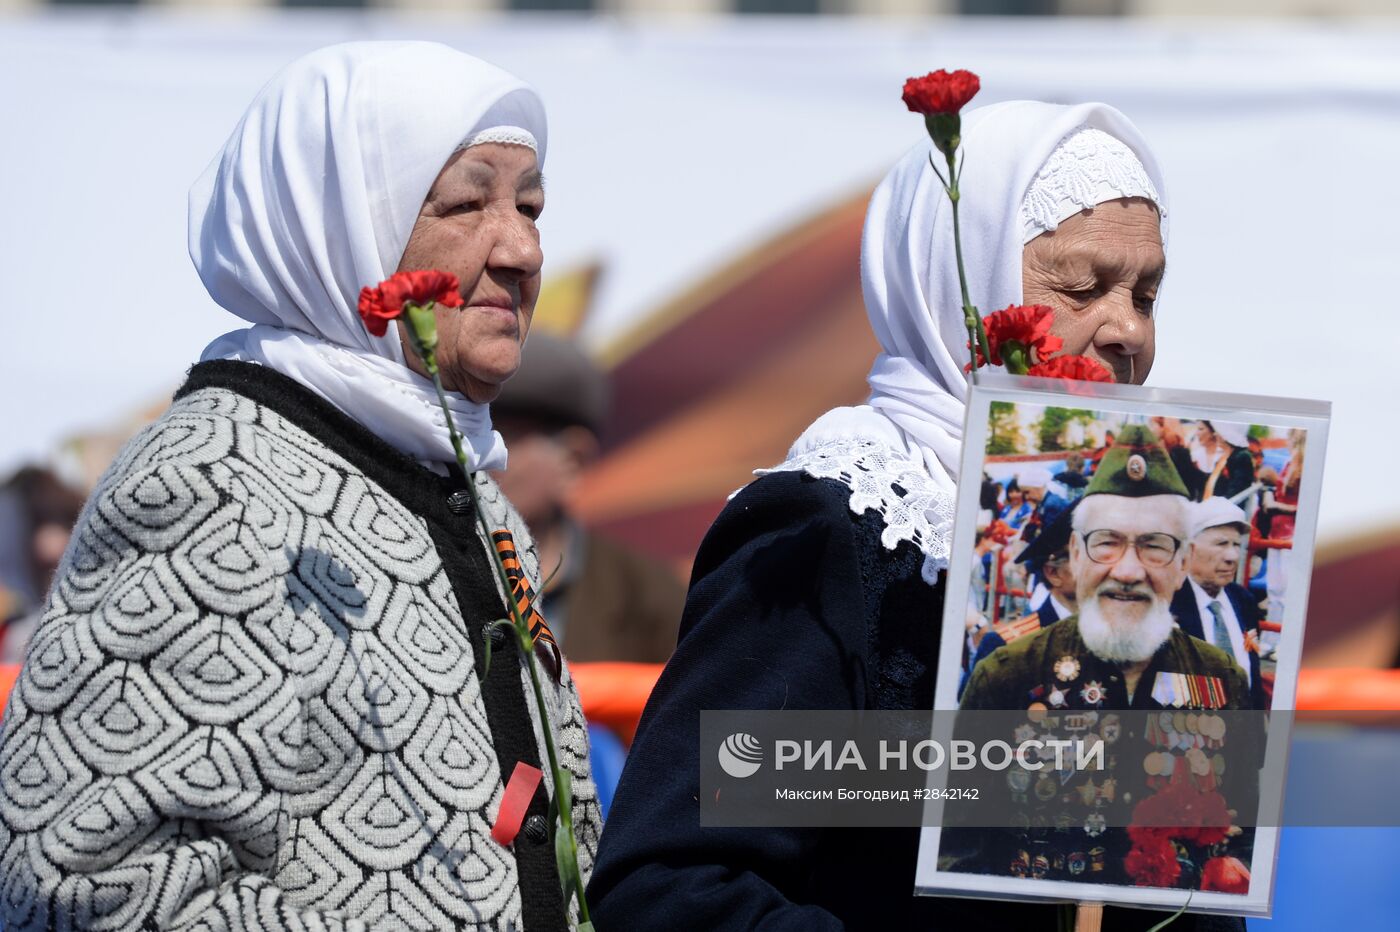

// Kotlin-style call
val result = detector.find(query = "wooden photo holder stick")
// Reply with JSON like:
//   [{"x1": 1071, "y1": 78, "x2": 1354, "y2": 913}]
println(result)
[{"x1": 1075, "y1": 902, "x2": 1104, "y2": 932}]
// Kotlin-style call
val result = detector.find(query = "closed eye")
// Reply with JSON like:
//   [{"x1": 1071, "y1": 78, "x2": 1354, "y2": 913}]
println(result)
[{"x1": 1062, "y1": 286, "x2": 1102, "y2": 304}]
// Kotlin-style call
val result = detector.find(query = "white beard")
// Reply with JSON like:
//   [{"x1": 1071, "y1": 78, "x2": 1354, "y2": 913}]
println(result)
[{"x1": 1078, "y1": 591, "x2": 1176, "y2": 663}]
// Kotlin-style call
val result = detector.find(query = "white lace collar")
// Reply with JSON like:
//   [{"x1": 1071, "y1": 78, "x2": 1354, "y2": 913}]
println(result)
[{"x1": 753, "y1": 436, "x2": 955, "y2": 586}]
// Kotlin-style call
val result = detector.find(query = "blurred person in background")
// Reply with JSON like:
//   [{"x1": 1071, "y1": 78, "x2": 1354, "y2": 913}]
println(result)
[
  {"x1": 1173, "y1": 498, "x2": 1265, "y2": 708},
  {"x1": 490, "y1": 331, "x2": 685, "y2": 663},
  {"x1": 998, "y1": 477, "x2": 1032, "y2": 527},
  {"x1": 1018, "y1": 463, "x2": 1069, "y2": 545},
  {"x1": 1152, "y1": 415, "x2": 1208, "y2": 500},
  {"x1": 1204, "y1": 420, "x2": 1257, "y2": 503},
  {"x1": 1260, "y1": 429, "x2": 1303, "y2": 624},
  {"x1": 588, "y1": 101, "x2": 1241, "y2": 930},
  {"x1": 961, "y1": 500, "x2": 1078, "y2": 694},
  {"x1": 0, "y1": 42, "x2": 599, "y2": 930},
  {"x1": 0, "y1": 466, "x2": 85, "y2": 662},
  {"x1": 1054, "y1": 449, "x2": 1089, "y2": 501}
]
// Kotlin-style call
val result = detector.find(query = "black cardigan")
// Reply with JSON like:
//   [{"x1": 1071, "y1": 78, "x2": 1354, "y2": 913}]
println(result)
[{"x1": 587, "y1": 470, "x2": 1246, "y2": 932}]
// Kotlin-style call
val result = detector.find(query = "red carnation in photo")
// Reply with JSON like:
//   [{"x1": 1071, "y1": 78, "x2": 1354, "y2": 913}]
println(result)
[
  {"x1": 902, "y1": 69, "x2": 981, "y2": 115},
  {"x1": 1201, "y1": 856, "x2": 1252, "y2": 894},
  {"x1": 973, "y1": 304, "x2": 1064, "y2": 368},
  {"x1": 358, "y1": 269, "x2": 463, "y2": 337},
  {"x1": 1123, "y1": 834, "x2": 1181, "y2": 888},
  {"x1": 1026, "y1": 354, "x2": 1114, "y2": 383}
]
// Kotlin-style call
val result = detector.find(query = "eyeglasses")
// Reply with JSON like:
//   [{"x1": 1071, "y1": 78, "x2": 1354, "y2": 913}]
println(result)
[{"x1": 1078, "y1": 529, "x2": 1182, "y2": 567}]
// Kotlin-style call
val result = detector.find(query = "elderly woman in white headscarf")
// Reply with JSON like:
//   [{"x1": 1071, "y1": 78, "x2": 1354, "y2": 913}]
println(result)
[
  {"x1": 0, "y1": 42, "x2": 598, "y2": 931},
  {"x1": 590, "y1": 103, "x2": 1241, "y2": 932}
]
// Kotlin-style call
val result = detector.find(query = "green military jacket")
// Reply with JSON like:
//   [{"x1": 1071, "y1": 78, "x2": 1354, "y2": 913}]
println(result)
[
  {"x1": 961, "y1": 616, "x2": 1250, "y2": 713},
  {"x1": 948, "y1": 617, "x2": 1256, "y2": 886}
]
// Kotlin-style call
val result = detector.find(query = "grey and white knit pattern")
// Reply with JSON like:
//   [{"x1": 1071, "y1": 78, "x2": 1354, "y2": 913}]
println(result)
[{"x1": 0, "y1": 386, "x2": 600, "y2": 930}]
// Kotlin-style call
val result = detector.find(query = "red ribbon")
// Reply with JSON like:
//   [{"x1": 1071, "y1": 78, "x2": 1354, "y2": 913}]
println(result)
[{"x1": 491, "y1": 761, "x2": 543, "y2": 846}]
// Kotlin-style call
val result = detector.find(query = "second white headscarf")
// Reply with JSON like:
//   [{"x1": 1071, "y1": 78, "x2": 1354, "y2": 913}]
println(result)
[
  {"x1": 772, "y1": 101, "x2": 1168, "y2": 575},
  {"x1": 190, "y1": 41, "x2": 548, "y2": 470}
]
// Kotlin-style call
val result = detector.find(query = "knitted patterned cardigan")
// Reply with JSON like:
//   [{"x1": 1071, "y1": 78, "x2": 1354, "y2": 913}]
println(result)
[{"x1": 0, "y1": 360, "x2": 600, "y2": 930}]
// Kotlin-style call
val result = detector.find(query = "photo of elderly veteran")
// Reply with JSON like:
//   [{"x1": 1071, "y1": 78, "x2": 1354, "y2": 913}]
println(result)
[
  {"x1": 591, "y1": 100, "x2": 1249, "y2": 930},
  {"x1": 961, "y1": 425, "x2": 1251, "y2": 714},
  {"x1": 955, "y1": 426, "x2": 1255, "y2": 888},
  {"x1": 0, "y1": 42, "x2": 599, "y2": 930},
  {"x1": 1173, "y1": 498, "x2": 1267, "y2": 709}
]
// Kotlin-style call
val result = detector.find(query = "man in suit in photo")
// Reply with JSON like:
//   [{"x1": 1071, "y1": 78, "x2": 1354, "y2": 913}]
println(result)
[{"x1": 1172, "y1": 498, "x2": 1267, "y2": 708}]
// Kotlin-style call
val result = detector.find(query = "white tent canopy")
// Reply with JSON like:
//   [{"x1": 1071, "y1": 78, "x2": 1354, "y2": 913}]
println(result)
[{"x1": 2, "y1": 10, "x2": 1398, "y2": 543}]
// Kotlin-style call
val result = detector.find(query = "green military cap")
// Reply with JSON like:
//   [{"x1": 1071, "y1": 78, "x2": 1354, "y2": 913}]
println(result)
[{"x1": 1084, "y1": 424, "x2": 1189, "y2": 498}]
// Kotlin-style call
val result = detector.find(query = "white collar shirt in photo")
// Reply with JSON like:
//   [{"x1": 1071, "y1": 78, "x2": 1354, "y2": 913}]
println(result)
[{"x1": 1189, "y1": 577, "x2": 1250, "y2": 683}]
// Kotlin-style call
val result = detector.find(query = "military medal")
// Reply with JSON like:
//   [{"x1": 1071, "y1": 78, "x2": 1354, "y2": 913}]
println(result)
[
  {"x1": 1054, "y1": 655, "x2": 1080, "y2": 682},
  {"x1": 1031, "y1": 854, "x2": 1050, "y2": 879},
  {"x1": 1014, "y1": 723, "x2": 1037, "y2": 744},
  {"x1": 1027, "y1": 701, "x2": 1049, "y2": 724},
  {"x1": 1079, "y1": 680, "x2": 1106, "y2": 706},
  {"x1": 1089, "y1": 847, "x2": 1106, "y2": 872},
  {"x1": 1100, "y1": 714, "x2": 1121, "y2": 744},
  {"x1": 1084, "y1": 812, "x2": 1106, "y2": 837},
  {"x1": 1068, "y1": 852, "x2": 1087, "y2": 876},
  {"x1": 1048, "y1": 686, "x2": 1067, "y2": 708},
  {"x1": 1010, "y1": 850, "x2": 1030, "y2": 878},
  {"x1": 1035, "y1": 773, "x2": 1058, "y2": 801},
  {"x1": 1076, "y1": 779, "x2": 1098, "y2": 807},
  {"x1": 1008, "y1": 768, "x2": 1031, "y2": 803}
]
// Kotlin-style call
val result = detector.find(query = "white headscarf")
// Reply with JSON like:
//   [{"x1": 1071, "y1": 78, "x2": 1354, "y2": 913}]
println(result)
[
  {"x1": 190, "y1": 42, "x2": 548, "y2": 470},
  {"x1": 774, "y1": 101, "x2": 1167, "y2": 574}
]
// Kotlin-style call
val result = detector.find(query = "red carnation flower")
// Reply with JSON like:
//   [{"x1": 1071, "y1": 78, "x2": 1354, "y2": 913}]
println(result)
[
  {"x1": 358, "y1": 269, "x2": 463, "y2": 337},
  {"x1": 973, "y1": 304, "x2": 1063, "y2": 369},
  {"x1": 1026, "y1": 355, "x2": 1114, "y2": 383},
  {"x1": 1124, "y1": 834, "x2": 1181, "y2": 888},
  {"x1": 902, "y1": 70, "x2": 981, "y2": 116},
  {"x1": 1201, "y1": 856, "x2": 1251, "y2": 895}
]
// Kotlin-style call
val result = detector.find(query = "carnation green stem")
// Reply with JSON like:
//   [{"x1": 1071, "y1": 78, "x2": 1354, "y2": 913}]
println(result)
[
  {"x1": 417, "y1": 339, "x2": 591, "y2": 926},
  {"x1": 940, "y1": 148, "x2": 992, "y2": 382}
]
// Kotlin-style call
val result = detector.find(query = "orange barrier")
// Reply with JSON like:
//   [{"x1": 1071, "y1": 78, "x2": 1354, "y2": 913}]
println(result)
[
  {"x1": 0, "y1": 664, "x2": 1397, "y2": 735},
  {"x1": 569, "y1": 662, "x2": 664, "y2": 744}
]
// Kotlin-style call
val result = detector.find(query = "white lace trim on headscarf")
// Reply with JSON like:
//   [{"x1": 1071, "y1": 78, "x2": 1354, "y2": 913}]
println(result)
[
  {"x1": 458, "y1": 125, "x2": 538, "y2": 153},
  {"x1": 758, "y1": 102, "x2": 1167, "y2": 581},
  {"x1": 1020, "y1": 127, "x2": 1163, "y2": 243},
  {"x1": 190, "y1": 42, "x2": 547, "y2": 470}
]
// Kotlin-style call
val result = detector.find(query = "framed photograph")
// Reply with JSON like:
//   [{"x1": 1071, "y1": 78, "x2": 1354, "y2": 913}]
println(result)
[{"x1": 915, "y1": 373, "x2": 1331, "y2": 918}]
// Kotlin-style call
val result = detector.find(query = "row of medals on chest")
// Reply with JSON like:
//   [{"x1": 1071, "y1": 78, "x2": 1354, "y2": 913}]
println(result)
[{"x1": 1009, "y1": 703, "x2": 1231, "y2": 825}]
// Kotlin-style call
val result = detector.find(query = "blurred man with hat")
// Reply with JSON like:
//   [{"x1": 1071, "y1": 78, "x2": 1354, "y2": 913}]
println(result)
[
  {"x1": 1173, "y1": 498, "x2": 1266, "y2": 708},
  {"x1": 490, "y1": 332, "x2": 685, "y2": 663},
  {"x1": 961, "y1": 500, "x2": 1079, "y2": 694}
]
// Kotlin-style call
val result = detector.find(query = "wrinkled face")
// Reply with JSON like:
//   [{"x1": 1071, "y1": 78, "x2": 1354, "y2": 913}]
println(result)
[
  {"x1": 396, "y1": 143, "x2": 544, "y2": 402},
  {"x1": 1022, "y1": 198, "x2": 1165, "y2": 385},
  {"x1": 1023, "y1": 484, "x2": 1046, "y2": 505},
  {"x1": 1070, "y1": 494, "x2": 1187, "y2": 626},
  {"x1": 1187, "y1": 525, "x2": 1244, "y2": 594}
]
